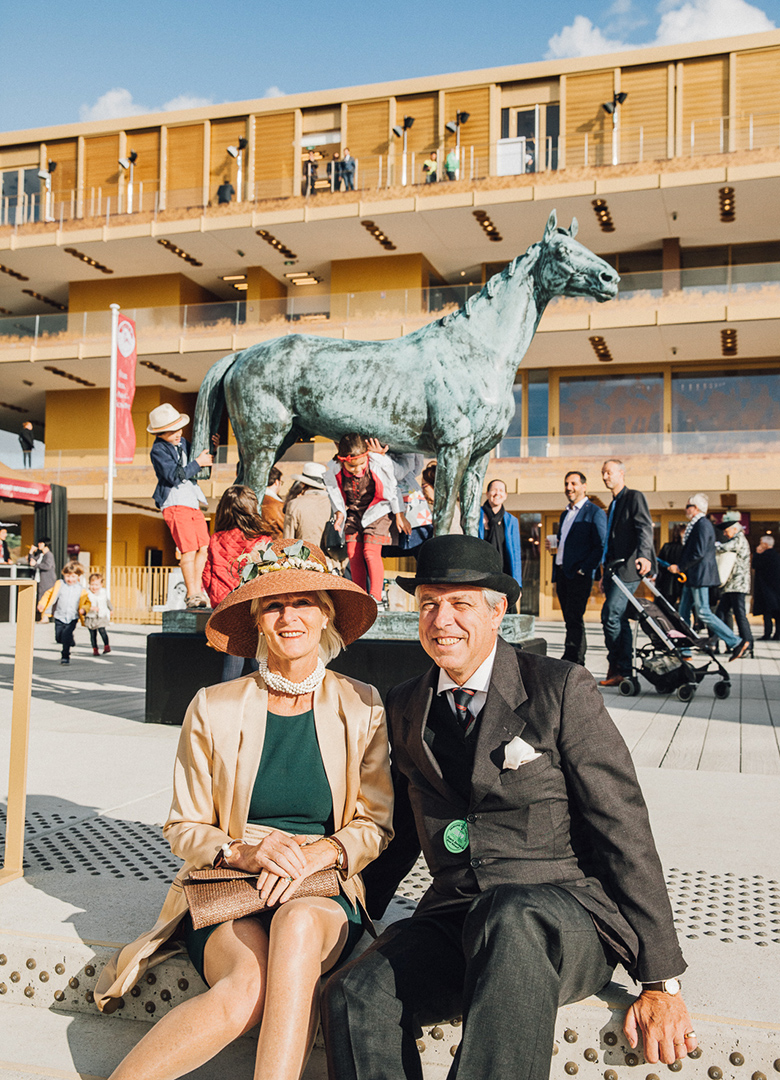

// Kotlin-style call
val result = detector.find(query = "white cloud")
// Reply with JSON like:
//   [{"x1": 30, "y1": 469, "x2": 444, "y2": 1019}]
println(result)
[
  {"x1": 546, "y1": 0, "x2": 775, "y2": 58},
  {"x1": 162, "y1": 93, "x2": 214, "y2": 112},
  {"x1": 78, "y1": 89, "x2": 215, "y2": 123},
  {"x1": 263, "y1": 85, "x2": 286, "y2": 98},
  {"x1": 547, "y1": 16, "x2": 628, "y2": 58},
  {"x1": 79, "y1": 88, "x2": 150, "y2": 122},
  {"x1": 654, "y1": 0, "x2": 774, "y2": 44}
]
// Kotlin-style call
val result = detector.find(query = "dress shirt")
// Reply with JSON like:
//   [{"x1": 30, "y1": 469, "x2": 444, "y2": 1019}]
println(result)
[
  {"x1": 437, "y1": 643, "x2": 498, "y2": 718},
  {"x1": 556, "y1": 497, "x2": 588, "y2": 566}
]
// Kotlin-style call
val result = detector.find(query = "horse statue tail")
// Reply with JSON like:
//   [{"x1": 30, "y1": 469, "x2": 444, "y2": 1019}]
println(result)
[{"x1": 192, "y1": 350, "x2": 239, "y2": 462}]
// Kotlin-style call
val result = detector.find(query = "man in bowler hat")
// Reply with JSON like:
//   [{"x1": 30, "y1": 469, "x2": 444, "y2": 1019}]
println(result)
[{"x1": 323, "y1": 535, "x2": 696, "y2": 1080}]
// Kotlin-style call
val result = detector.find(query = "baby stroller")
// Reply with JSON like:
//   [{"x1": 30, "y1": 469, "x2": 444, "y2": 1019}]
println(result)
[{"x1": 605, "y1": 562, "x2": 731, "y2": 702}]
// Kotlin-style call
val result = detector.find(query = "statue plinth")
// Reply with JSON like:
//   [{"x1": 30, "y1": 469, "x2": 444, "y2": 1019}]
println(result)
[{"x1": 364, "y1": 612, "x2": 536, "y2": 643}]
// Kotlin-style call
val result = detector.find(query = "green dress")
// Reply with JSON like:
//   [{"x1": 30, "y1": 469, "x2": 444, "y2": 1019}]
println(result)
[{"x1": 182, "y1": 709, "x2": 363, "y2": 984}]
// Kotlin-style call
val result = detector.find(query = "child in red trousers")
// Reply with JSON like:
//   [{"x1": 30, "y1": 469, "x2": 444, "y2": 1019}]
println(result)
[{"x1": 325, "y1": 434, "x2": 410, "y2": 603}]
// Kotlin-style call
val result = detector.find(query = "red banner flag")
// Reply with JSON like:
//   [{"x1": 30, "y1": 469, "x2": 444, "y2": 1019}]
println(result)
[{"x1": 115, "y1": 314, "x2": 137, "y2": 463}]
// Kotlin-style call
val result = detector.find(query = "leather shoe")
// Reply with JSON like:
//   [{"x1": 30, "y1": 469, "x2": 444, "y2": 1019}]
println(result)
[
  {"x1": 599, "y1": 674, "x2": 624, "y2": 687},
  {"x1": 730, "y1": 639, "x2": 751, "y2": 661}
]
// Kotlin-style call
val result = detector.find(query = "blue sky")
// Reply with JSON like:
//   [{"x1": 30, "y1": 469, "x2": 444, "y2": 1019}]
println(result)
[{"x1": 1, "y1": 0, "x2": 779, "y2": 133}]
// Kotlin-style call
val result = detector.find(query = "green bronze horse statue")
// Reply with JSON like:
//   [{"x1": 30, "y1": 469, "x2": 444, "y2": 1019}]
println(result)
[{"x1": 192, "y1": 210, "x2": 618, "y2": 536}]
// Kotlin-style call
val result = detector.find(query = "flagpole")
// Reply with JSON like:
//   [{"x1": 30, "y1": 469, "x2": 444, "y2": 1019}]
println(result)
[{"x1": 107, "y1": 303, "x2": 119, "y2": 601}]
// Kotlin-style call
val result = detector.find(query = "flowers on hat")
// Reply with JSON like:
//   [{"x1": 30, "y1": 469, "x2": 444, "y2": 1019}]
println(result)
[{"x1": 236, "y1": 540, "x2": 331, "y2": 585}]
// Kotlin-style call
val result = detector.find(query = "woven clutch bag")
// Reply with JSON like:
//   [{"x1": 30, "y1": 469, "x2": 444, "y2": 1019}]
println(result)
[{"x1": 182, "y1": 866, "x2": 340, "y2": 930}]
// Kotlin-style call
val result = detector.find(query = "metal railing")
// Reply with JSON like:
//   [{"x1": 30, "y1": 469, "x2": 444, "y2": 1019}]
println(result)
[{"x1": 89, "y1": 565, "x2": 175, "y2": 625}]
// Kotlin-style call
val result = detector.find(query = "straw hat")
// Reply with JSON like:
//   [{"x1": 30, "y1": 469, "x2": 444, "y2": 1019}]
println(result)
[
  {"x1": 292, "y1": 462, "x2": 328, "y2": 490},
  {"x1": 205, "y1": 538, "x2": 377, "y2": 658},
  {"x1": 147, "y1": 403, "x2": 189, "y2": 434}
]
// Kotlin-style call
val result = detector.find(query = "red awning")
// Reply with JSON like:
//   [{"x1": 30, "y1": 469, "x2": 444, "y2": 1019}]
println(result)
[{"x1": 0, "y1": 478, "x2": 52, "y2": 504}]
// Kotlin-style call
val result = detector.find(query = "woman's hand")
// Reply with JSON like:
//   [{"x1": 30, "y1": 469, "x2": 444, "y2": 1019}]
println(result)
[
  {"x1": 224, "y1": 829, "x2": 307, "y2": 881},
  {"x1": 228, "y1": 835, "x2": 338, "y2": 908}
]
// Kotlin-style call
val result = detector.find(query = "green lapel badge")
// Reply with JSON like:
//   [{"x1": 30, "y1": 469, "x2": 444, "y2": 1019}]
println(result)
[{"x1": 443, "y1": 819, "x2": 470, "y2": 853}]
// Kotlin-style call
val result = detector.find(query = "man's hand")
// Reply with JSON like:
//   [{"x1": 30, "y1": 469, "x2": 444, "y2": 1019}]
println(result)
[
  {"x1": 635, "y1": 557, "x2": 652, "y2": 577},
  {"x1": 195, "y1": 448, "x2": 213, "y2": 468},
  {"x1": 624, "y1": 991, "x2": 697, "y2": 1065}
]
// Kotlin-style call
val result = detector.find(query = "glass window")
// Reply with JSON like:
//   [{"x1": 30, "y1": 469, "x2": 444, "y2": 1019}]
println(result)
[
  {"x1": 497, "y1": 371, "x2": 548, "y2": 457},
  {"x1": 528, "y1": 370, "x2": 548, "y2": 438},
  {"x1": 546, "y1": 104, "x2": 560, "y2": 171},
  {"x1": 559, "y1": 373, "x2": 663, "y2": 436},
  {"x1": 672, "y1": 368, "x2": 780, "y2": 433}
]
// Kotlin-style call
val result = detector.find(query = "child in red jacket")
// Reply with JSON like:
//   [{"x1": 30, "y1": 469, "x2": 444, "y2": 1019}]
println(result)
[{"x1": 203, "y1": 485, "x2": 269, "y2": 680}]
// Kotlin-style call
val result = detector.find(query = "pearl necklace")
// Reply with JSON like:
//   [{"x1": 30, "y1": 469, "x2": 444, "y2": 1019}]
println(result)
[{"x1": 258, "y1": 656, "x2": 326, "y2": 696}]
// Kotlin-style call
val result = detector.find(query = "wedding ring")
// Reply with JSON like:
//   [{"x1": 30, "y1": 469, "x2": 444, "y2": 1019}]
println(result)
[
  {"x1": 285, "y1": 875, "x2": 293, "y2": 882},
  {"x1": 685, "y1": 1032, "x2": 696, "y2": 1039}
]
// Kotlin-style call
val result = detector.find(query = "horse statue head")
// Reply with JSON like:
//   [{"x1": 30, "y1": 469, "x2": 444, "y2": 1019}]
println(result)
[{"x1": 535, "y1": 209, "x2": 619, "y2": 303}]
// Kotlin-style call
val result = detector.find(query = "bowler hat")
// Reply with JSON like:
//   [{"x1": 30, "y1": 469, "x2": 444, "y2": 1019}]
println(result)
[{"x1": 395, "y1": 534, "x2": 520, "y2": 606}]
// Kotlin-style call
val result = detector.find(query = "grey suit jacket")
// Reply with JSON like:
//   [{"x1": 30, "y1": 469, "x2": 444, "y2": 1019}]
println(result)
[{"x1": 364, "y1": 638, "x2": 685, "y2": 984}]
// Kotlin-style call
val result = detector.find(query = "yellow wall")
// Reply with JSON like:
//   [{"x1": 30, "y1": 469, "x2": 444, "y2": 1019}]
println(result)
[
  {"x1": 330, "y1": 253, "x2": 441, "y2": 318},
  {"x1": 67, "y1": 512, "x2": 177, "y2": 566},
  {"x1": 254, "y1": 112, "x2": 296, "y2": 199},
  {"x1": 45, "y1": 385, "x2": 197, "y2": 453},
  {"x1": 564, "y1": 69, "x2": 614, "y2": 166},
  {"x1": 68, "y1": 273, "x2": 219, "y2": 313},
  {"x1": 45, "y1": 138, "x2": 78, "y2": 196}
]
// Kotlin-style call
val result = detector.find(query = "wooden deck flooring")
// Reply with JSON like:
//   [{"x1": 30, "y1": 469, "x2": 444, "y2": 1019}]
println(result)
[{"x1": 0, "y1": 619, "x2": 776, "y2": 775}]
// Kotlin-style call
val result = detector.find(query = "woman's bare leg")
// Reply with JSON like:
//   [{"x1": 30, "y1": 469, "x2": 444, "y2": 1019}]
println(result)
[
  {"x1": 108, "y1": 917, "x2": 268, "y2": 1080},
  {"x1": 254, "y1": 897, "x2": 349, "y2": 1080}
]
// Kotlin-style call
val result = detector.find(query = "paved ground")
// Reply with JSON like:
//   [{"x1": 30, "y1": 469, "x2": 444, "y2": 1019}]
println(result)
[{"x1": 0, "y1": 618, "x2": 778, "y2": 1079}]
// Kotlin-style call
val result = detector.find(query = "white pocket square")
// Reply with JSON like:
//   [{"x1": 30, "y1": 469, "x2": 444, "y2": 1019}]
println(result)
[{"x1": 503, "y1": 735, "x2": 542, "y2": 770}]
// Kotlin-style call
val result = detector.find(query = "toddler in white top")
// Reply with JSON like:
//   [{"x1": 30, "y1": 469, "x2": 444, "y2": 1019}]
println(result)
[{"x1": 80, "y1": 573, "x2": 113, "y2": 656}]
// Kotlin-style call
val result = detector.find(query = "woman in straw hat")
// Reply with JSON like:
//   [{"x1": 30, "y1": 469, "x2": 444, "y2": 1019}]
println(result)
[{"x1": 96, "y1": 538, "x2": 394, "y2": 1080}]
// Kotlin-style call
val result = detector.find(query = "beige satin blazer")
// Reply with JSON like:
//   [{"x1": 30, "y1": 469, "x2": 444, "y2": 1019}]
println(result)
[{"x1": 95, "y1": 669, "x2": 394, "y2": 1012}]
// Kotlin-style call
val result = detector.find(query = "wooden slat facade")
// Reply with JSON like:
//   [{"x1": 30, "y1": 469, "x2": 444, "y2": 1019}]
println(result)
[
  {"x1": 166, "y1": 123, "x2": 204, "y2": 197},
  {"x1": 46, "y1": 138, "x2": 78, "y2": 195},
  {"x1": 564, "y1": 69, "x2": 614, "y2": 166},
  {"x1": 444, "y1": 86, "x2": 490, "y2": 172},
  {"x1": 735, "y1": 46, "x2": 780, "y2": 150},
  {"x1": 83, "y1": 134, "x2": 120, "y2": 200},
  {"x1": 124, "y1": 128, "x2": 160, "y2": 190},
  {"x1": 254, "y1": 112, "x2": 296, "y2": 199},
  {"x1": 395, "y1": 93, "x2": 436, "y2": 154},
  {"x1": 681, "y1": 55, "x2": 729, "y2": 154},
  {"x1": 620, "y1": 63, "x2": 669, "y2": 163},
  {"x1": 209, "y1": 117, "x2": 246, "y2": 199}
]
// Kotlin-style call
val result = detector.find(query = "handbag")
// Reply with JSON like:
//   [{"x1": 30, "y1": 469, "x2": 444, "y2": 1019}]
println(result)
[
  {"x1": 715, "y1": 549, "x2": 737, "y2": 586},
  {"x1": 182, "y1": 866, "x2": 340, "y2": 930}
]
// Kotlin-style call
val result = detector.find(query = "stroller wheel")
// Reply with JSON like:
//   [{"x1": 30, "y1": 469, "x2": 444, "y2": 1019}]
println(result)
[
  {"x1": 619, "y1": 677, "x2": 641, "y2": 697},
  {"x1": 713, "y1": 680, "x2": 731, "y2": 700},
  {"x1": 676, "y1": 683, "x2": 696, "y2": 702}
]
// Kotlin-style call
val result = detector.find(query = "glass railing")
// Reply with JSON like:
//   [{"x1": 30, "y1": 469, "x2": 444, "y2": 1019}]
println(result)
[
  {"x1": 1, "y1": 260, "x2": 777, "y2": 351},
  {"x1": 497, "y1": 430, "x2": 780, "y2": 459},
  {"x1": 3, "y1": 110, "x2": 779, "y2": 230},
  {"x1": 0, "y1": 284, "x2": 484, "y2": 349}
]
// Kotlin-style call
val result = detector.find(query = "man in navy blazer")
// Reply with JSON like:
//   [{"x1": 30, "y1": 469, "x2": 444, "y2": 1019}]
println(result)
[
  {"x1": 667, "y1": 493, "x2": 750, "y2": 660},
  {"x1": 550, "y1": 471, "x2": 607, "y2": 666}
]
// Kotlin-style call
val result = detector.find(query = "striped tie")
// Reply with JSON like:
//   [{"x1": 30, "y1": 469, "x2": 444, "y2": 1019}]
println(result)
[{"x1": 451, "y1": 686, "x2": 477, "y2": 735}]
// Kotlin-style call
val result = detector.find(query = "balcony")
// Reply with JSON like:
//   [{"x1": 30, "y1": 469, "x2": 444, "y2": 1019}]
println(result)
[
  {"x1": 2, "y1": 110, "x2": 780, "y2": 232},
  {"x1": 1, "y1": 261, "x2": 778, "y2": 368}
]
